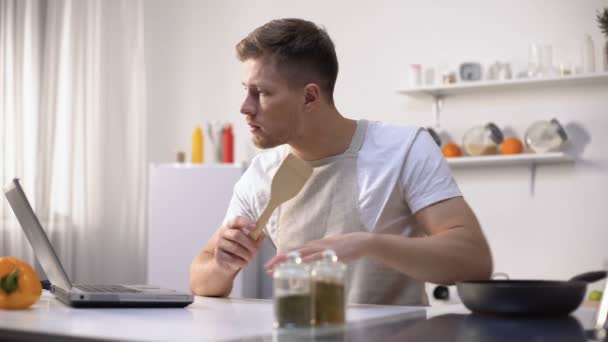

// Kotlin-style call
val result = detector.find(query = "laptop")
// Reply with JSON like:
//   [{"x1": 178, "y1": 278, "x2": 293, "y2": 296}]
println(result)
[{"x1": 3, "y1": 178, "x2": 194, "y2": 308}]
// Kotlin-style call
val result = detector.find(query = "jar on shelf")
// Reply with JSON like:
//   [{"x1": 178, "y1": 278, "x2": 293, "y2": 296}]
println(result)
[
  {"x1": 524, "y1": 118, "x2": 568, "y2": 153},
  {"x1": 311, "y1": 249, "x2": 347, "y2": 326},
  {"x1": 462, "y1": 122, "x2": 504, "y2": 156},
  {"x1": 273, "y1": 251, "x2": 312, "y2": 328}
]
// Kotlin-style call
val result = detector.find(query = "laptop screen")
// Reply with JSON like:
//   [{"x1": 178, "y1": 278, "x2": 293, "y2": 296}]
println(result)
[{"x1": 3, "y1": 179, "x2": 73, "y2": 290}]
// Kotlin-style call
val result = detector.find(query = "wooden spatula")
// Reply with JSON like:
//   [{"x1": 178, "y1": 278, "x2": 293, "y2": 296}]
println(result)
[{"x1": 250, "y1": 153, "x2": 313, "y2": 240}]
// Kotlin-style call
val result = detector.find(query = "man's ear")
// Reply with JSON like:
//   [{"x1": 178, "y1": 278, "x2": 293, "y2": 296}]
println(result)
[{"x1": 303, "y1": 83, "x2": 321, "y2": 111}]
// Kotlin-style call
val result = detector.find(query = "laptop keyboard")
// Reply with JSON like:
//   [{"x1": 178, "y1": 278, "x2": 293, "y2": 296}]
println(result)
[{"x1": 76, "y1": 285, "x2": 142, "y2": 293}]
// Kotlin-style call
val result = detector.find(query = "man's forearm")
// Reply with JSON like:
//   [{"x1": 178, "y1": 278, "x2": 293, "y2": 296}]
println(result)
[
  {"x1": 190, "y1": 251, "x2": 239, "y2": 297},
  {"x1": 364, "y1": 227, "x2": 493, "y2": 285}
]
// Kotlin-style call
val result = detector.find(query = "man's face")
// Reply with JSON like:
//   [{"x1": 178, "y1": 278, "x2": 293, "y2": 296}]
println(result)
[{"x1": 240, "y1": 56, "x2": 303, "y2": 149}]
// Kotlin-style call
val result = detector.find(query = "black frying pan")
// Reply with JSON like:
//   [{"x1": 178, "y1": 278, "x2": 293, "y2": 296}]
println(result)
[{"x1": 456, "y1": 271, "x2": 607, "y2": 316}]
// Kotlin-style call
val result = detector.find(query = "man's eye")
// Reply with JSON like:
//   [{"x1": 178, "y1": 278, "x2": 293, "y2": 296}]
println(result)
[{"x1": 244, "y1": 88, "x2": 258, "y2": 97}]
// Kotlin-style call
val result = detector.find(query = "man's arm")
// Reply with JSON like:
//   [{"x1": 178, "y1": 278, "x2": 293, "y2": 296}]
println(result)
[
  {"x1": 264, "y1": 197, "x2": 492, "y2": 285},
  {"x1": 190, "y1": 217, "x2": 265, "y2": 296},
  {"x1": 365, "y1": 196, "x2": 492, "y2": 284}
]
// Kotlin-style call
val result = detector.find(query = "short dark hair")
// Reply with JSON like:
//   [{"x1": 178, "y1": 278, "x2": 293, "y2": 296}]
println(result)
[{"x1": 236, "y1": 18, "x2": 338, "y2": 105}]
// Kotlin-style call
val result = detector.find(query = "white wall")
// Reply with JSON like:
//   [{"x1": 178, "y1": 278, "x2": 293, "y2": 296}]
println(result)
[{"x1": 145, "y1": 0, "x2": 608, "y2": 287}]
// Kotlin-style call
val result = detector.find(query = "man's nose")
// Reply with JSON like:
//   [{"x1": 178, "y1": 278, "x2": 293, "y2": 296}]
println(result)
[{"x1": 240, "y1": 95, "x2": 256, "y2": 116}]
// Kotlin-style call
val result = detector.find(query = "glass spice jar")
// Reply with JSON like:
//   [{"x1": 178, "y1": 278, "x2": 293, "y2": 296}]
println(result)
[
  {"x1": 273, "y1": 251, "x2": 312, "y2": 328},
  {"x1": 462, "y1": 122, "x2": 504, "y2": 156},
  {"x1": 311, "y1": 249, "x2": 347, "y2": 326},
  {"x1": 524, "y1": 118, "x2": 568, "y2": 153}
]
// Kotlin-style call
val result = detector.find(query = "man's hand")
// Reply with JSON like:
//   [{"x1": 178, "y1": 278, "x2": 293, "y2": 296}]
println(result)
[
  {"x1": 215, "y1": 216, "x2": 265, "y2": 271},
  {"x1": 190, "y1": 216, "x2": 265, "y2": 297},
  {"x1": 264, "y1": 232, "x2": 371, "y2": 272}
]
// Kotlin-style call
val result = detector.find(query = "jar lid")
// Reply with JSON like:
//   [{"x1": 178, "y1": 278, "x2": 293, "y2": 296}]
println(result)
[
  {"x1": 485, "y1": 122, "x2": 504, "y2": 144},
  {"x1": 311, "y1": 249, "x2": 346, "y2": 282},
  {"x1": 321, "y1": 249, "x2": 338, "y2": 263},
  {"x1": 274, "y1": 251, "x2": 310, "y2": 280},
  {"x1": 287, "y1": 251, "x2": 302, "y2": 263},
  {"x1": 550, "y1": 118, "x2": 568, "y2": 142}
]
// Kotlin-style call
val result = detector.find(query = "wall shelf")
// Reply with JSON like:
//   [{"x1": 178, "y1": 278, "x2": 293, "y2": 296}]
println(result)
[
  {"x1": 397, "y1": 72, "x2": 608, "y2": 127},
  {"x1": 397, "y1": 72, "x2": 608, "y2": 98},
  {"x1": 446, "y1": 152, "x2": 573, "y2": 168},
  {"x1": 446, "y1": 152, "x2": 573, "y2": 196}
]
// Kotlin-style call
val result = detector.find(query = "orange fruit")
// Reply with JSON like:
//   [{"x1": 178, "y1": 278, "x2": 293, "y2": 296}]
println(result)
[
  {"x1": 442, "y1": 143, "x2": 462, "y2": 158},
  {"x1": 501, "y1": 137, "x2": 524, "y2": 154}
]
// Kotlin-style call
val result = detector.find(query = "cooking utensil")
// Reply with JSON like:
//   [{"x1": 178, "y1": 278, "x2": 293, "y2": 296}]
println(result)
[
  {"x1": 250, "y1": 153, "x2": 313, "y2": 240},
  {"x1": 457, "y1": 271, "x2": 607, "y2": 316}
]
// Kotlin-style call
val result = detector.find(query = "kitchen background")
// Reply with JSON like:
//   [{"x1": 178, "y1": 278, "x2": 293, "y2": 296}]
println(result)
[
  {"x1": 2, "y1": 0, "x2": 606, "y2": 303},
  {"x1": 145, "y1": 0, "x2": 608, "y2": 298}
]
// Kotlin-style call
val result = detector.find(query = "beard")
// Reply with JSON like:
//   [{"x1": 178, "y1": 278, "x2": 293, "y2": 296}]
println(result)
[{"x1": 251, "y1": 129, "x2": 289, "y2": 149}]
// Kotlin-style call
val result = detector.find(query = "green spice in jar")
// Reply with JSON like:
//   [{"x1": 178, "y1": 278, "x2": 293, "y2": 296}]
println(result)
[
  {"x1": 275, "y1": 294, "x2": 312, "y2": 328},
  {"x1": 313, "y1": 280, "x2": 345, "y2": 325}
]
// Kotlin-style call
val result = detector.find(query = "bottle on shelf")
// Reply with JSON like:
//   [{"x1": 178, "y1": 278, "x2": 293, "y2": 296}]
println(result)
[
  {"x1": 176, "y1": 151, "x2": 186, "y2": 163},
  {"x1": 581, "y1": 34, "x2": 596, "y2": 73},
  {"x1": 222, "y1": 124, "x2": 234, "y2": 163},
  {"x1": 409, "y1": 64, "x2": 422, "y2": 87},
  {"x1": 191, "y1": 125, "x2": 204, "y2": 164},
  {"x1": 206, "y1": 121, "x2": 224, "y2": 163}
]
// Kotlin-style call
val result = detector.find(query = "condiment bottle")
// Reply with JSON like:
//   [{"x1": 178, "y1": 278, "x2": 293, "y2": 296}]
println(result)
[
  {"x1": 206, "y1": 122, "x2": 223, "y2": 163},
  {"x1": 524, "y1": 118, "x2": 568, "y2": 153},
  {"x1": 222, "y1": 124, "x2": 234, "y2": 163},
  {"x1": 191, "y1": 125, "x2": 204, "y2": 163},
  {"x1": 176, "y1": 151, "x2": 186, "y2": 163},
  {"x1": 581, "y1": 34, "x2": 596, "y2": 73},
  {"x1": 462, "y1": 122, "x2": 504, "y2": 156},
  {"x1": 273, "y1": 251, "x2": 312, "y2": 328},
  {"x1": 409, "y1": 64, "x2": 422, "y2": 87},
  {"x1": 311, "y1": 249, "x2": 346, "y2": 325}
]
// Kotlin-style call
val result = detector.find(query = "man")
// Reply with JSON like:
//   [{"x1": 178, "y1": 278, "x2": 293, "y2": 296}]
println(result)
[{"x1": 190, "y1": 18, "x2": 492, "y2": 305}]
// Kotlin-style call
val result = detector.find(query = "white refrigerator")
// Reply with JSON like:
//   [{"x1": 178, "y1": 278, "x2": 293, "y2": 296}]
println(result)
[{"x1": 147, "y1": 163, "x2": 254, "y2": 296}]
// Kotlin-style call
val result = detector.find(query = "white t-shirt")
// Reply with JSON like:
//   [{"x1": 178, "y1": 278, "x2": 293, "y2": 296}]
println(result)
[{"x1": 223, "y1": 120, "x2": 462, "y2": 242}]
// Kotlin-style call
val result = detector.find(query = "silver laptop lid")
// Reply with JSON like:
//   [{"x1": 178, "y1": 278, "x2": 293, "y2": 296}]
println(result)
[{"x1": 3, "y1": 178, "x2": 72, "y2": 290}]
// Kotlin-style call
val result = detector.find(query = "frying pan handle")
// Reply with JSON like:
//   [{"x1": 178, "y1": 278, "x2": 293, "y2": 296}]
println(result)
[{"x1": 570, "y1": 270, "x2": 607, "y2": 283}]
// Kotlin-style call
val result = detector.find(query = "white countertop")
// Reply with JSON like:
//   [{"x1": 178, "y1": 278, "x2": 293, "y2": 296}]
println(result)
[{"x1": 0, "y1": 291, "x2": 427, "y2": 341}]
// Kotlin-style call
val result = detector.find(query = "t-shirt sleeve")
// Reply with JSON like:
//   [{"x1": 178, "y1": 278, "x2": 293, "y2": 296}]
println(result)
[
  {"x1": 222, "y1": 167, "x2": 257, "y2": 225},
  {"x1": 401, "y1": 129, "x2": 462, "y2": 214}
]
